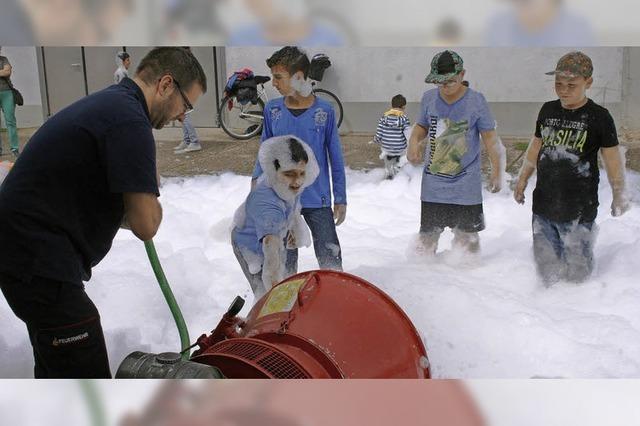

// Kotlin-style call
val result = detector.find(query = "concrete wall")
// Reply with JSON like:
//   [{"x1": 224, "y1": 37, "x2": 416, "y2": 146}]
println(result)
[
  {"x1": 224, "y1": 47, "x2": 633, "y2": 137},
  {"x1": 6, "y1": 46, "x2": 640, "y2": 137}
]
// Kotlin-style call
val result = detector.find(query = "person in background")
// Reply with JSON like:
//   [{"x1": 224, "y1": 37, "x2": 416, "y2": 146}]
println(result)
[
  {"x1": 114, "y1": 51, "x2": 131, "y2": 84},
  {"x1": 174, "y1": 47, "x2": 202, "y2": 154},
  {"x1": 514, "y1": 51, "x2": 629, "y2": 284},
  {"x1": 0, "y1": 46, "x2": 20, "y2": 158},
  {"x1": 373, "y1": 94, "x2": 411, "y2": 179}
]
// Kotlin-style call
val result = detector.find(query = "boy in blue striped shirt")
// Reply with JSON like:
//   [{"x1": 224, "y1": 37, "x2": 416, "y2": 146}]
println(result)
[{"x1": 374, "y1": 94, "x2": 411, "y2": 179}]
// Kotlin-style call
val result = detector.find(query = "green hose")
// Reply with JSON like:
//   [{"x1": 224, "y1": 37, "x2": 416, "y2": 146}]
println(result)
[
  {"x1": 79, "y1": 380, "x2": 107, "y2": 426},
  {"x1": 144, "y1": 239, "x2": 191, "y2": 360}
]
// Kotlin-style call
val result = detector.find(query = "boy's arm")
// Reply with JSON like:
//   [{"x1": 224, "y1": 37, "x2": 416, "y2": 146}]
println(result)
[
  {"x1": 327, "y1": 110, "x2": 347, "y2": 225},
  {"x1": 261, "y1": 235, "x2": 283, "y2": 290},
  {"x1": 514, "y1": 137, "x2": 543, "y2": 204},
  {"x1": 480, "y1": 129, "x2": 505, "y2": 193},
  {"x1": 373, "y1": 117, "x2": 384, "y2": 143},
  {"x1": 601, "y1": 146, "x2": 630, "y2": 216},
  {"x1": 408, "y1": 124, "x2": 428, "y2": 164}
]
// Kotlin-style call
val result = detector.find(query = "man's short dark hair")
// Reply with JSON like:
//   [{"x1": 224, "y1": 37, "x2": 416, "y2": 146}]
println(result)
[
  {"x1": 135, "y1": 47, "x2": 207, "y2": 93},
  {"x1": 392, "y1": 94, "x2": 407, "y2": 108},
  {"x1": 266, "y1": 46, "x2": 310, "y2": 78}
]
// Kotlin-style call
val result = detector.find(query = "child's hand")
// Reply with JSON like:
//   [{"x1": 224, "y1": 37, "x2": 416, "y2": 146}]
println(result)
[
  {"x1": 333, "y1": 204, "x2": 347, "y2": 226},
  {"x1": 611, "y1": 193, "x2": 630, "y2": 217},
  {"x1": 514, "y1": 179, "x2": 527, "y2": 204},
  {"x1": 488, "y1": 173, "x2": 501, "y2": 193}
]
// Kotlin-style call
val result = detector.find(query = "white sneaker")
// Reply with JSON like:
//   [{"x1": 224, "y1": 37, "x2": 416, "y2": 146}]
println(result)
[
  {"x1": 173, "y1": 140, "x2": 189, "y2": 151},
  {"x1": 175, "y1": 143, "x2": 202, "y2": 154}
]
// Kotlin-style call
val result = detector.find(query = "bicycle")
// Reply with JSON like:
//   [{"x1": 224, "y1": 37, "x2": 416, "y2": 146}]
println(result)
[{"x1": 217, "y1": 55, "x2": 344, "y2": 140}]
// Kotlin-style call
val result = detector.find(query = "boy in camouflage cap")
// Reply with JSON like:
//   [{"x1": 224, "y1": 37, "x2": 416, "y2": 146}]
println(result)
[
  {"x1": 514, "y1": 51, "x2": 630, "y2": 285},
  {"x1": 408, "y1": 50, "x2": 504, "y2": 255}
]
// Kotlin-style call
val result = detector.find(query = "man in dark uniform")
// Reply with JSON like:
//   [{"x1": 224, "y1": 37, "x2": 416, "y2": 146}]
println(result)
[{"x1": 0, "y1": 47, "x2": 207, "y2": 378}]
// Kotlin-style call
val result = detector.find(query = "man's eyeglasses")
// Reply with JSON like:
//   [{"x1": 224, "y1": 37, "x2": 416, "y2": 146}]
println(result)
[{"x1": 172, "y1": 77, "x2": 194, "y2": 115}]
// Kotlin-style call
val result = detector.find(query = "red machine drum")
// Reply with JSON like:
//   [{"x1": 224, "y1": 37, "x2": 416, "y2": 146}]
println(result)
[{"x1": 193, "y1": 271, "x2": 430, "y2": 378}]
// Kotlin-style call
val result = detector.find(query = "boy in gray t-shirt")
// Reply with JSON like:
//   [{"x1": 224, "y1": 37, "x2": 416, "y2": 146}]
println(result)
[{"x1": 408, "y1": 50, "x2": 504, "y2": 254}]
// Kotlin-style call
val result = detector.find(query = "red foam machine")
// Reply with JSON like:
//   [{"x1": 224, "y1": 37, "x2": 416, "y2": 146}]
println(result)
[{"x1": 191, "y1": 270, "x2": 430, "y2": 378}]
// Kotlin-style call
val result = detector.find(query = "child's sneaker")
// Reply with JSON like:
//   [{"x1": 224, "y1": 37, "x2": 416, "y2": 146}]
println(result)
[{"x1": 173, "y1": 140, "x2": 188, "y2": 151}]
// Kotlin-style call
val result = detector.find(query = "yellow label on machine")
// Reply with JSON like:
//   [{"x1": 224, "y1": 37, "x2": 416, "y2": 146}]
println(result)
[{"x1": 258, "y1": 278, "x2": 306, "y2": 318}]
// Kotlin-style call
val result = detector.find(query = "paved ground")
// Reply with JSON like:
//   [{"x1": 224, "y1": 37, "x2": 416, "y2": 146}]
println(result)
[{"x1": 3, "y1": 127, "x2": 640, "y2": 178}]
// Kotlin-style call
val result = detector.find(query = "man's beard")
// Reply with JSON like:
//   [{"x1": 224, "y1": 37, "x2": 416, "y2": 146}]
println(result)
[{"x1": 150, "y1": 98, "x2": 175, "y2": 130}]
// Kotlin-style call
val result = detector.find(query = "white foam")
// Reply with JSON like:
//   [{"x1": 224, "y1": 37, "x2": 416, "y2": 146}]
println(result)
[{"x1": 1, "y1": 166, "x2": 639, "y2": 378}]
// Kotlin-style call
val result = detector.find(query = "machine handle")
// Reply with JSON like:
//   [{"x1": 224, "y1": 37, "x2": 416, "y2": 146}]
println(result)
[{"x1": 227, "y1": 296, "x2": 245, "y2": 316}]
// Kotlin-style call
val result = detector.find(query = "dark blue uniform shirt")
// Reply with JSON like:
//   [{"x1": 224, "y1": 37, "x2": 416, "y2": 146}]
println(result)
[{"x1": 0, "y1": 78, "x2": 159, "y2": 284}]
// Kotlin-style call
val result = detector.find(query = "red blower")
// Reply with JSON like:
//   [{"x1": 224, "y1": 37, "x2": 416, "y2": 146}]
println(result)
[{"x1": 191, "y1": 270, "x2": 430, "y2": 378}]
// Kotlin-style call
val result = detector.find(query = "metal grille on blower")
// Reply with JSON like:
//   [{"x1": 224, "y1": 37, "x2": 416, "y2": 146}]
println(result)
[{"x1": 212, "y1": 339, "x2": 311, "y2": 379}]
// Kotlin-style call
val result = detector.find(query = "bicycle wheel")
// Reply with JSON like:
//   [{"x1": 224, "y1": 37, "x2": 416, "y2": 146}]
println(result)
[
  {"x1": 217, "y1": 95, "x2": 265, "y2": 140},
  {"x1": 313, "y1": 88, "x2": 344, "y2": 129}
]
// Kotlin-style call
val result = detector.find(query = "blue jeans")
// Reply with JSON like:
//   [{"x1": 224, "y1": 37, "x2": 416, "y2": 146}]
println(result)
[
  {"x1": 182, "y1": 114, "x2": 199, "y2": 145},
  {"x1": 532, "y1": 213, "x2": 596, "y2": 284},
  {"x1": 286, "y1": 207, "x2": 343, "y2": 275}
]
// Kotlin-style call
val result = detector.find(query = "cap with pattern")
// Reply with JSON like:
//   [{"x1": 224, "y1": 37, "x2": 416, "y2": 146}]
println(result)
[
  {"x1": 425, "y1": 50, "x2": 464, "y2": 84},
  {"x1": 545, "y1": 51, "x2": 593, "y2": 78}
]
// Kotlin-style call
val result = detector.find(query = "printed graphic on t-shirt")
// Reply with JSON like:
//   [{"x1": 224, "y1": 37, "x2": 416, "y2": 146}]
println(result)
[
  {"x1": 314, "y1": 108, "x2": 328, "y2": 126},
  {"x1": 427, "y1": 117, "x2": 469, "y2": 177},
  {"x1": 270, "y1": 106, "x2": 282, "y2": 122},
  {"x1": 539, "y1": 118, "x2": 588, "y2": 153}
]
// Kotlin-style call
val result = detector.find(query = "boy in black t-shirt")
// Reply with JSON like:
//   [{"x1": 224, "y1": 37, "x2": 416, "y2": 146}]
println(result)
[{"x1": 514, "y1": 51, "x2": 629, "y2": 284}]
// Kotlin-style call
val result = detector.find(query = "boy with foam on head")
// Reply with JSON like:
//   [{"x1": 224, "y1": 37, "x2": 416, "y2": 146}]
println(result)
[
  {"x1": 374, "y1": 94, "x2": 411, "y2": 179},
  {"x1": 252, "y1": 46, "x2": 347, "y2": 275},
  {"x1": 408, "y1": 50, "x2": 505, "y2": 255},
  {"x1": 234, "y1": 135, "x2": 319, "y2": 298},
  {"x1": 514, "y1": 51, "x2": 630, "y2": 285}
]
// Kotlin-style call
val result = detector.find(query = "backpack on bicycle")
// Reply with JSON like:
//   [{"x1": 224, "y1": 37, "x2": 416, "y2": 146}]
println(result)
[
  {"x1": 225, "y1": 68, "x2": 259, "y2": 105},
  {"x1": 309, "y1": 54, "x2": 332, "y2": 82}
]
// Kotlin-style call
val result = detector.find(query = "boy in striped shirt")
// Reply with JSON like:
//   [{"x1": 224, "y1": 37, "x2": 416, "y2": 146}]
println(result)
[{"x1": 374, "y1": 94, "x2": 411, "y2": 179}]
